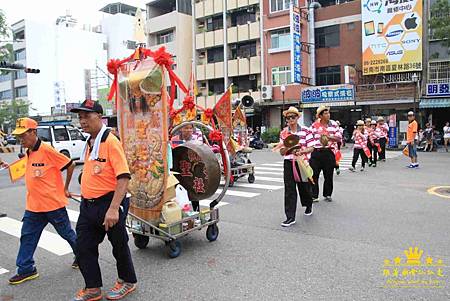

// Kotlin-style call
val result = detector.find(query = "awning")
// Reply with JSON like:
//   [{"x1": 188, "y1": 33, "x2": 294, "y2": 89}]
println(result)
[{"x1": 419, "y1": 98, "x2": 450, "y2": 109}]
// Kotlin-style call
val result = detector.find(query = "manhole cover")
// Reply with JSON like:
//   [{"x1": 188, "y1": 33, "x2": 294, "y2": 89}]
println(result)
[{"x1": 427, "y1": 186, "x2": 450, "y2": 199}]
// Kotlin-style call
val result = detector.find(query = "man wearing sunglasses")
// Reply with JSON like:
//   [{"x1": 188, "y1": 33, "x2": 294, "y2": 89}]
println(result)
[{"x1": 279, "y1": 107, "x2": 314, "y2": 227}]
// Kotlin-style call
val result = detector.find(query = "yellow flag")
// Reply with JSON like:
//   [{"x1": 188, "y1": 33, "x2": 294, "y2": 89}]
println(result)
[{"x1": 9, "y1": 157, "x2": 27, "y2": 182}]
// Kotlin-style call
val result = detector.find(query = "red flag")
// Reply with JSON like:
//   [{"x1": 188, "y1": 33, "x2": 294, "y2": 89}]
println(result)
[
  {"x1": 214, "y1": 87, "x2": 232, "y2": 130},
  {"x1": 233, "y1": 106, "x2": 246, "y2": 127}
]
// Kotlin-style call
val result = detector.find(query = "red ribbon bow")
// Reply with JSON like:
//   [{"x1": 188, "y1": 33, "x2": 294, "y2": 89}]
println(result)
[{"x1": 209, "y1": 130, "x2": 223, "y2": 142}]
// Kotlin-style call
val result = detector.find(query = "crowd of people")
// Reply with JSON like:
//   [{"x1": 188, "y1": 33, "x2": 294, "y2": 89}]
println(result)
[{"x1": 277, "y1": 106, "x2": 416, "y2": 227}]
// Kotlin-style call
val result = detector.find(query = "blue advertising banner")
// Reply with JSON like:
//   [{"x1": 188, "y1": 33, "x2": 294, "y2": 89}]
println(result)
[
  {"x1": 301, "y1": 84, "x2": 355, "y2": 103},
  {"x1": 290, "y1": 5, "x2": 301, "y2": 83},
  {"x1": 388, "y1": 127, "x2": 397, "y2": 148},
  {"x1": 426, "y1": 83, "x2": 450, "y2": 97}
]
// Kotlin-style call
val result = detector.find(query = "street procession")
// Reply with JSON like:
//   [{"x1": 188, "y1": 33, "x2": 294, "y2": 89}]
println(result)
[{"x1": 0, "y1": 0, "x2": 449, "y2": 300}]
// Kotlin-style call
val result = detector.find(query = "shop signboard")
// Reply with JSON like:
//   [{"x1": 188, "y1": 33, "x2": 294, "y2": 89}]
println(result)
[
  {"x1": 290, "y1": 4, "x2": 302, "y2": 83},
  {"x1": 426, "y1": 83, "x2": 450, "y2": 97},
  {"x1": 361, "y1": 0, "x2": 423, "y2": 75},
  {"x1": 301, "y1": 84, "x2": 355, "y2": 103}
]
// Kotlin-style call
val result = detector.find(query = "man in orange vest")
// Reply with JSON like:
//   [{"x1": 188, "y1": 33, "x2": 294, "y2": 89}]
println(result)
[{"x1": 406, "y1": 111, "x2": 419, "y2": 168}]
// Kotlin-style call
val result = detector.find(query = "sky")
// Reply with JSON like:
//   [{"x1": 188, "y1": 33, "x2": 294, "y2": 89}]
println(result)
[{"x1": 1, "y1": 0, "x2": 145, "y2": 33}]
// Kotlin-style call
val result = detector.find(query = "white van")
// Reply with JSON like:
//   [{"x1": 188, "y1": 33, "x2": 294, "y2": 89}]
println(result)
[{"x1": 37, "y1": 125, "x2": 86, "y2": 160}]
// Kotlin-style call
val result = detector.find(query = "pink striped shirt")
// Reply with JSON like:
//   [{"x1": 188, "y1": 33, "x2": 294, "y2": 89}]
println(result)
[
  {"x1": 279, "y1": 125, "x2": 314, "y2": 160},
  {"x1": 353, "y1": 131, "x2": 367, "y2": 149},
  {"x1": 310, "y1": 120, "x2": 342, "y2": 149},
  {"x1": 377, "y1": 123, "x2": 389, "y2": 139}
]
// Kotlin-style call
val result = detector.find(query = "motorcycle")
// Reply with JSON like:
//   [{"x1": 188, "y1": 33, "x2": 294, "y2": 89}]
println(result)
[{"x1": 249, "y1": 136, "x2": 264, "y2": 149}]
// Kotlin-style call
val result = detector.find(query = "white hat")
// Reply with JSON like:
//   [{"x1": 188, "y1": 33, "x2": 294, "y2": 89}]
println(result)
[{"x1": 407, "y1": 111, "x2": 414, "y2": 116}]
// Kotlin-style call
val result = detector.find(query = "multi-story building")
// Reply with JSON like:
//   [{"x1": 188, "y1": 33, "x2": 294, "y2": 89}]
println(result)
[
  {"x1": 0, "y1": 17, "x2": 108, "y2": 115},
  {"x1": 146, "y1": 0, "x2": 193, "y2": 108},
  {"x1": 419, "y1": 0, "x2": 450, "y2": 129},
  {"x1": 260, "y1": 0, "x2": 425, "y2": 137},
  {"x1": 193, "y1": 0, "x2": 261, "y2": 125}
]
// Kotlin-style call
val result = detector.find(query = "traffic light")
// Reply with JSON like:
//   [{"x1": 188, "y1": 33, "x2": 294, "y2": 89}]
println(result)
[{"x1": 24, "y1": 68, "x2": 40, "y2": 74}]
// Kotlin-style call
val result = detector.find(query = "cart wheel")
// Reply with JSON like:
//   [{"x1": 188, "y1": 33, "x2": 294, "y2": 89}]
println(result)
[
  {"x1": 248, "y1": 174, "x2": 255, "y2": 183},
  {"x1": 228, "y1": 176, "x2": 234, "y2": 187},
  {"x1": 133, "y1": 234, "x2": 149, "y2": 249},
  {"x1": 167, "y1": 241, "x2": 181, "y2": 258},
  {"x1": 206, "y1": 224, "x2": 219, "y2": 242}
]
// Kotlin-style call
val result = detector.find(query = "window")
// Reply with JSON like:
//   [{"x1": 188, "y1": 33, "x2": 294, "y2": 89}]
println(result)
[
  {"x1": 270, "y1": 0, "x2": 290, "y2": 13},
  {"x1": 206, "y1": 16, "x2": 223, "y2": 32},
  {"x1": 0, "y1": 73, "x2": 11, "y2": 82},
  {"x1": 315, "y1": 25, "x2": 340, "y2": 48},
  {"x1": 54, "y1": 128, "x2": 69, "y2": 142},
  {"x1": 428, "y1": 61, "x2": 450, "y2": 84},
  {"x1": 15, "y1": 86, "x2": 27, "y2": 97},
  {"x1": 157, "y1": 31, "x2": 174, "y2": 44},
  {"x1": 37, "y1": 128, "x2": 52, "y2": 142},
  {"x1": 69, "y1": 129, "x2": 84, "y2": 141},
  {"x1": 272, "y1": 66, "x2": 291, "y2": 85},
  {"x1": 208, "y1": 79, "x2": 224, "y2": 94},
  {"x1": 14, "y1": 49, "x2": 26, "y2": 61},
  {"x1": 270, "y1": 28, "x2": 290, "y2": 50},
  {"x1": 318, "y1": 0, "x2": 354, "y2": 7},
  {"x1": 207, "y1": 47, "x2": 224, "y2": 63},
  {"x1": 14, "y1": 70, "x2": 26, "y2": 80},
  {"x1": 231, "y1": 75, "x2": 257, "y2": 92},
  {"x1": 316, "y1": 65, "x2": 341, "y2": 86},
  {"x1": 14, "y1": 30, "x2": 25, "y2": 40},
  {"x1": 231, "y1": 10, "x2": 256, "y2": 26},
  {"x1": 231, "y1": 41, "x2": 257, "y2": 59},
  {"x1": 0, "y1": 90, "x2": 12, "y2": 100}
]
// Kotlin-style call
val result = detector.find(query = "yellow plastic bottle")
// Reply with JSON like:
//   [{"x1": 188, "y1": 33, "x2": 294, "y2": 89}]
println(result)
[{"x1": 161, "y1": 201, "x2": 182, "y2": 233}]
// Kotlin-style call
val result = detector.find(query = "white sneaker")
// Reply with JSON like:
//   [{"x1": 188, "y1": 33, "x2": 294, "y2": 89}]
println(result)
[{"x1": 349, "y1": 166, "x2": 355, "y2": 172}]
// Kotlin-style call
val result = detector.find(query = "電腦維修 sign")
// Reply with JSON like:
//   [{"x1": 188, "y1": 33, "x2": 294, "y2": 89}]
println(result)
[{"x1": 301, "y1": 84, "x2": 355, "y2": 103}]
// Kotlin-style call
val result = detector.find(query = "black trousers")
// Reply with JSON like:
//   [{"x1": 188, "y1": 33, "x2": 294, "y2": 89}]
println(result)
[
  {"x1": 283, "y1": 160, "x2": 312, "y2": 219},
  {"x1": 352, "y1": 148, "x2": 367, "y2": 168},
  {"x1": 310, "y1": 149, "x2": 335, "y2": 198},
  {"x1": 368, "y1": 142, "x2": 378, "y2": 164},
  {"x1": 379, "y1": 138, "x2": 387, "y2": 160},
  {"x1": 76, "y1": 193, "x2": 137, "y2": 288}
]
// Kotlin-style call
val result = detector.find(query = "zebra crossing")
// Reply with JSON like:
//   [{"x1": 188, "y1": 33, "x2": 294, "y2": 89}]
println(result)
[{"x1": 0, "y1": 151, "x2": 402, "y2": 258}]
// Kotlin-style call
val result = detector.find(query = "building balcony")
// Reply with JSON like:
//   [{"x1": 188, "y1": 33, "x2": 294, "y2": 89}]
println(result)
[
  {"x1": 196, "y1": 0, "x2": 258, "y2": 19},
  {"x1": 228, "y1": 0, "x2": 237, "y2": 10},
  {"x1": 214, "y1": 0, "x2": 223, "y2": 14},
  {"x1": 13, "y1": 41, "x2": 26, "y2": 51},
  {"x1": 196, "y1": 64, "x2": 206, "y2": 81},
  {"x1": 204, "y1": 30, "x2": 215, "y2": 48},
  {"x1": 228, "y1": 27, "x2": 238, "y2": 43},
  {"x1": 355, "y1": 83, "x2": 415, "y2": 103},
  {"x1": 149, "y1": 41, "x2": 176, "y2": 56},
  {"x1": 196, "y1": 55, "x2": 260, "y2": 79},
  {"x1": 249, "y1": 56, "x2": 260, "y2": 74},
  {"x1": 195, "y1": 1, "x2": 205, "y2": 18},
  {"x1": 146, "y1": 11, "x2": 177, "y2": 35},
  {"x1": 196, "y1": 22, "x2": 259, "y2": 49}
]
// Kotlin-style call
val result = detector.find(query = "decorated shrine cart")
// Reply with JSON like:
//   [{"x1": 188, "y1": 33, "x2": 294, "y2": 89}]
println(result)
[{"x1": 105, "y1": 47, "x2": 232, "y2": 258}]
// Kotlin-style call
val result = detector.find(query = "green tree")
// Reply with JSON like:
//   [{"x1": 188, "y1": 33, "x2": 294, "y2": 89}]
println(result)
[
  {"x1": 429, "y1": 0, "x2": 450, "y2": 48},
  {"x1": 0, "y1": 9, "x2": 8, "y2": 38},
  {"x1": 0, "y1": 99, "x2": 30, "y2": 131}
]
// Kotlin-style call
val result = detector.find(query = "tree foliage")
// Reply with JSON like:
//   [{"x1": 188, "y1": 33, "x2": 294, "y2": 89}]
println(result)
[
  {"x1": 429, "y1": 0, "x2": 450, "y2": 48},
  {"x1": 0, "y1": 9, "x2": 8, "y2": 38},
  {"x1": 0, "y1": 99, "x2": 30, "y2": 130}
]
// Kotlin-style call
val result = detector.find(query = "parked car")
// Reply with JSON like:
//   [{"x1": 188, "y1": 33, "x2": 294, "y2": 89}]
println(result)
[
  {"x1": 6, "y1": 135, "x2": 17, "y2": 145},
  {"x1": 37, "y1": 125, "x2": 86, "y2": 160}
]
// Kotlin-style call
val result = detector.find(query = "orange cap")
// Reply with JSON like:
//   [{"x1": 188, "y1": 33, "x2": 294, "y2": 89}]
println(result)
[{"x1": 12, "y1": 118, "x2": 38, "y2": 135}]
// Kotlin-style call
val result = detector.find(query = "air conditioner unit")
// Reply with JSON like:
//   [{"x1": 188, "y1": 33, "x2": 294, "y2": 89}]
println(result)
[
  {"x1": 261, "y1": 85, "x2": 272, "y2": 100},
  {"x1": 249, "y1": 74, "x2": 256, "y2": 80}
]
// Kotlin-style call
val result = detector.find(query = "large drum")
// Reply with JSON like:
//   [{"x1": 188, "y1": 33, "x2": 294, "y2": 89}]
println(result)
[{"x1": 172, "y1": 142, "x2": 221, "y2": 201}]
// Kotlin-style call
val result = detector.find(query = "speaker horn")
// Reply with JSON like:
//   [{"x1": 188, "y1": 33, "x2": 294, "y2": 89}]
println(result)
[{"x1": 241, "y1": 95, "x2": 254, "y2": 108}]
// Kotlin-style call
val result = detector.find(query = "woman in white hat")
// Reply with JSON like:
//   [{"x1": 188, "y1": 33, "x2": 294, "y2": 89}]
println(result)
[
  {"x1": 278, "y1": 106, "x2": 314, "y2": 227},
  {"x1": 350, "y1": 120, "x2": 369, "y2": 172},
  {"x1": 376, "y1": 117, "x2": 389, "y2": 161},
  {"x1": 309, "y1": 106, "x2": 342, "y2": 202}
]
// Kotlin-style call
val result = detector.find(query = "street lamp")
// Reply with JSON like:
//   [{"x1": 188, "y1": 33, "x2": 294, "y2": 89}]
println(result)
[
  {"x1": 280, "y1": 84, "x2": 286, "y2": 128},
  {"x1": 411, "y1": 73, "x2": 419, "y2": 114}
]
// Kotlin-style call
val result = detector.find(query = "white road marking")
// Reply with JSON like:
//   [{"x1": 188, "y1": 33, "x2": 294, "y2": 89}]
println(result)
[
  {"x1": 255, "y1": 167, "x2": 283, "y2": 172},
  {"x1": 0, "y1": 217, "x2": 73, "y2": 256},
  {"x1": 66, "y1": 209, "x2": 79, "y2": 223},
  {"x1": 199, "y1": 199, "x2": 229, "y2": 208},
  {"x1": 260, "y1": 163, "x2": 284, "y2": 167},
  {"x1": 250, "y1": 176, "x2": 284, "y2": 183},
  {"x1": 215, "y1": 189, "x2": 259, "y2": 198},
  {"x1": 230, "y1": 183, "x2": 283, "y2": 190},
  {"x1": 255, "y1": 171, "x2": 283, "y2": 176},
  {"x1": 0, "y1": 267, "x2": 9, "y2": 275}
]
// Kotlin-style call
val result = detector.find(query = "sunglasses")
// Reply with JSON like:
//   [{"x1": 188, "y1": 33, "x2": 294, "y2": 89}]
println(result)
[{"x1": 286, "y1": 115, "x2": 297, "y2": 120}]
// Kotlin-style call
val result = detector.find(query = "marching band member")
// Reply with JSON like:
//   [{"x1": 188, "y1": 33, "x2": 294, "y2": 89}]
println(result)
[
  {"x1": 350, "y1": 120, "x2": 369, "y2": 172},
  {"x1": 278, "y1": 107, "x2": 314, "y2": 227},
  {"x1": 377, "y1": 117, "x2": 389, "y2": 161},
  {"x1": 369, "y1": 120, "x2": 381, "y2": 167},
  {"x1": 309, "y1": 106, "x2": 342, "y2": 202},
  {"x1": 334, "y1": 120, "x2": 344, "y2": 175}
]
